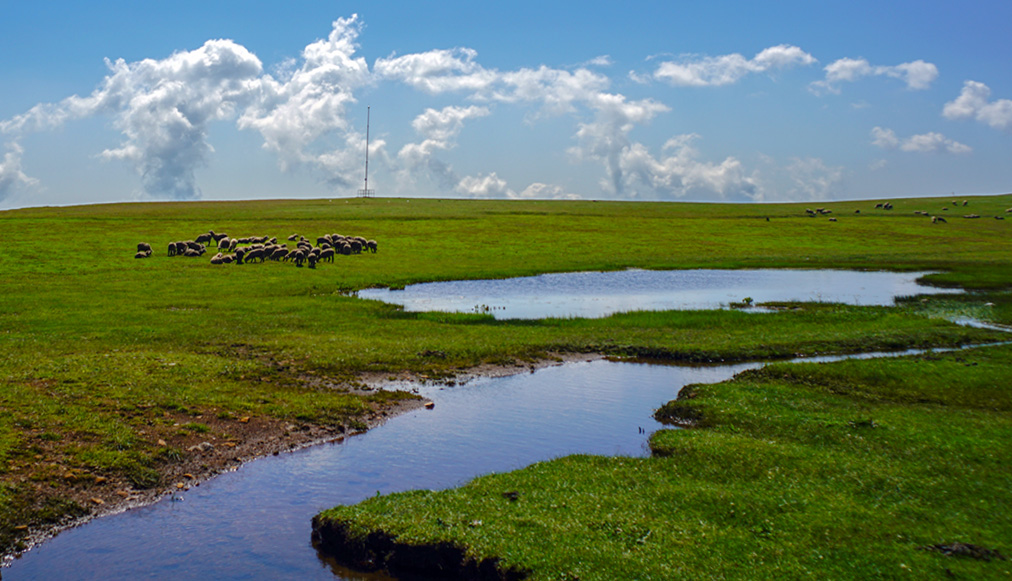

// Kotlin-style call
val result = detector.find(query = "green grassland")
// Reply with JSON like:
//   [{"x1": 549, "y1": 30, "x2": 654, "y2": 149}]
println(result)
[
  {"x1": 2, "y1": 194, "x2": 1011, "y2": 562},
  {"x1": 317, "y1": 345, "x2": 1012, "y2": 579}
]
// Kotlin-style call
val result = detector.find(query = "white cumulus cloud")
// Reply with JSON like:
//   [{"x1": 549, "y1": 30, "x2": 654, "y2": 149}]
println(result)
[
  {"x1": 0, "y1": 142, "x2": 37, "y2": 201},
  {"x1": 810, "y1": 58, "x2": 938, "y2": 95},
  {"x1": 455, "y1": 172, "x2": 512, "y2": 198},
  {"x1": 616, "y1": 134, "x2": 759, "y2": 200},
  {"x1": 398, "y1": 105, "x2": 491, "y2": 189},
  {"x1": 2, "y1": 38, "x2": 265, "y2": 200},
  {"x1": 239, "y1": 15, "x2": 375, "y2": 186},
  {"x1": 374, "y1": 47, "x2": 496, "y2": 94},
  {"x1": 943, "y1": 80, "x2": 1012, "y2": 132},
  {"x1": 652, "y1": 45, "x2": 816, "y2": 87},
  {"x1": 784, "y1": 157, "x2": 845, "y2": 201},
  {"x1": 871, "y1": 126, "x2": 971, "y2": 154}
]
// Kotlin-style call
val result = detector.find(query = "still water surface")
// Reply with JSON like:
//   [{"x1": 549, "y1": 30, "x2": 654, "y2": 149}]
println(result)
[
  {"x1": 357, "y1": 269, "x2": 955, "y2": 319},
  {"x1": 5, "y1": 360, "x2": 756, "y2": 580}
]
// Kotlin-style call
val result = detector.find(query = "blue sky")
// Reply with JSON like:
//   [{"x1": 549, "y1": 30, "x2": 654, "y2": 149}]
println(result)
[{"x1": 1, "y1": 1, "x2": 1010, "y2": 209}]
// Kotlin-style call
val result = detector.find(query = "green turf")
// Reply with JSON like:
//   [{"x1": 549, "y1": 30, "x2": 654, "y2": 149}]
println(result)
[
  {"x1": 2, "y1": 194, "x2": 1011, "y2": 560},
  {"x1": 318, "y1": 345, "x2": 1012, "y2": 579}
]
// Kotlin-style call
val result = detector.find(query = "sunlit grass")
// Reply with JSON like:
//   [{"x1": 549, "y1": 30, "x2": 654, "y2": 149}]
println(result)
[
  {"x1": 318, "y1": 345, "x2": 1012, "y2": 579},
  {"x1": 2, "y1": 195, "x2": 1011, "y2": 558}
]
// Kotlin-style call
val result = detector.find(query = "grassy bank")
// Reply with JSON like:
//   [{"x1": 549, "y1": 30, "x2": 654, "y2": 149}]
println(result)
[
  {"x1": 2, "y1": 194, "x2": 1011, "y2": 559},
  {"x1": 315, "y1": 343, "x2": 1012, "y2": 579}
]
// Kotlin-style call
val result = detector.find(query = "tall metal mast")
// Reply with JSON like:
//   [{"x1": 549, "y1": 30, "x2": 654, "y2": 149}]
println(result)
[{"x1": 358, "y1": 106, "x2": 374, "y2": 197}]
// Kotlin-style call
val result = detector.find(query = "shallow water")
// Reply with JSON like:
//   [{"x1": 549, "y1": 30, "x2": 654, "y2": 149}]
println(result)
[
  {"x1": 357, "y1": 269, "x2": 955, "y2": 319},
  {"x1": 7, "y1": 334, "x2": 1007, "y2": 579},
  {"x1": 3, "y1": 360, "x2": 757, "y2": 580}
]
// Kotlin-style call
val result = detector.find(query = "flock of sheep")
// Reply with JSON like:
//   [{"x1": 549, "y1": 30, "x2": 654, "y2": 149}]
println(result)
[
  {"x1": 134, "y1": 230, "x2": 377, "y2": 268},
  {"x1": 804, "y1": 199, "x2": 1011, "y2": 224}
]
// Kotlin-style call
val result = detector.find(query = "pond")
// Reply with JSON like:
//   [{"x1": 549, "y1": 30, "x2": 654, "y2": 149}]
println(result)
[
  {"x1": 357, "y1": 269, "x2": 955, "y2": 319},
  {"x1": 4, "y1": 359, "x2": 758, "y2": 580}
]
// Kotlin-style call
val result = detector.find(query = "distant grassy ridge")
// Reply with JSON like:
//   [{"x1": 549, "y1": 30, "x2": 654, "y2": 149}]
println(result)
[{"x1": 1, "y1": 194, "x2": 1010, "y2": 557}]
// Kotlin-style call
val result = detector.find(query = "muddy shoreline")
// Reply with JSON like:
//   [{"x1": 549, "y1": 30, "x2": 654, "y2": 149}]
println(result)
[{"x1": 1, "y1": 352, "x2": 600, "y2": 568}]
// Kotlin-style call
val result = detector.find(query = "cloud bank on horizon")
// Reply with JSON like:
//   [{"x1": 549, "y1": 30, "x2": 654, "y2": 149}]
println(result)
[{"x1": 1, "y1": 12, "x2": 1010, "y2": 207}]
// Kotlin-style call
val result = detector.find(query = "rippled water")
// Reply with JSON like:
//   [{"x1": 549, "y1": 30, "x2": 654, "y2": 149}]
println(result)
[
  {"x1": 4, "y1": 360, "x2": 757, "y2": 580},
  {"x1": 357, "y1": 269, "x2": 955, "y2": 319}
]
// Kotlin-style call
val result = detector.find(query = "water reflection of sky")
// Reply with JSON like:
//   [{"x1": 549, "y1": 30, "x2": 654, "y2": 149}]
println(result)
[
  {"x1": 5, "y1": 360, "x2": 755, "y2": 580},
  {"x1": 357, "y1": 269, "x2": 956, "y2": 319}
]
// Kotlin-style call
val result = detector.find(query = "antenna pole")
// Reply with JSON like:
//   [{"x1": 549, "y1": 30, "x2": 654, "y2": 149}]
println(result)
[{"x1": 358, "y1": 107, "x2": 374, "y2": 197}]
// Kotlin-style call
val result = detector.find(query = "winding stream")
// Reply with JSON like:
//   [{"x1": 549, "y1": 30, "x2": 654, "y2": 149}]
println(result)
[
  {"x1": 6, "y1": 360, "x2": 757, "y2": 579},
  {"x1": 2, "y1": 269, "x2": 977, "y2": 579}
]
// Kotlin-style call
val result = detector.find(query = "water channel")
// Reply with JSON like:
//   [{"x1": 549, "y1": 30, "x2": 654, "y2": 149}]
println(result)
[{"x1": 3, "y1": 270, "x2": 969, "y2": 579}]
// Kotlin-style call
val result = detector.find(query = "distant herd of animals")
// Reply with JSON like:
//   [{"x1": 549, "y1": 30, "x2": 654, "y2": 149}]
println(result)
[
  {"x1": 804, "y1": 199, "x2": 1011, "y2": 224},
  {"x1": 133, "y1": 231, "x2": 377, "y2": 268}
]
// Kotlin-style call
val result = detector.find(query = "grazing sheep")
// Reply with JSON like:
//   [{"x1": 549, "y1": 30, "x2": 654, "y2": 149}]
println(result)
[
  {"x1": 196, "y1": 233, "x2": 213, "y2": 245},
  {"x1": 854, "y1": 209, "x2": 861, "y2": 214},
  {"x1": 1006, "y1": 208, "x2": 1012, "y2": 213},
  {"x1": 995, "y1": 215, "x2": 1005, "y2": 220},
  {"x1": 184, "y1": 248, "x2": 202, "y2": 257},
  {"x1": 339, "y1": 243, "x2": 352, "y2": 256},
  {"x1": 168, "y1": 243, "x2": 178, "y2": 257},
  {"x1": 270, "y1": 248, "x2": 289, "y2": 261},
  {"x1": 134, "y1": 250, "x2": 151, "y2": 259},
  {"x1": 883, "y1": 203, "x2": 893, "y2": 210},
  {"x1": 349, "y1": 239, "x2": 362, "y2": 254},
  {"x1": 320, "y1": 247, "x2": 335, "y2": 262},
  {"x1": 218, "y1": 238, "x2": 230, "y2": 251},
  {"x1": 307, "y1": 254, "x2": 318, "y2": 269},
  {"x1": 962, "y1": 200, "x2": 968, "y2": 206},
  {"x1": 234, "y1": 248, "x2": 246, "y2": 265},
  {"x1": 805, "y1": 208, "x2": 815, "y2": 215},
  {"x1": 828, "y1": 217, "x2": 837, "y2": 222},
  {"x1": 875, "y1": 203, "x2": 884, "y2": 209},
  {"x1": 244, "y1": 248, "x2": 266, "y2": 263},
  {"x1": 366, "y1": 239, "x2": 377, "y2": 253},
  {"x1": 964, "y1": 214, "x2": 981, "y2": 219},
  {"x1": 288, "y1": 233, "x2": 299, "y2": 241},
  {"x1": 210, "y1": 253, "x2": 224, "y2": 265},
  {"x1": 137, "y1": 242, "x2": 152, "y2": 253}
]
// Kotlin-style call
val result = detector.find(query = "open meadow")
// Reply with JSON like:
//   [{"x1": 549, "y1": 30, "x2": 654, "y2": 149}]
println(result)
[{"x1": 2, "y1": 195, "x2": 1011, "y2": 575}]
